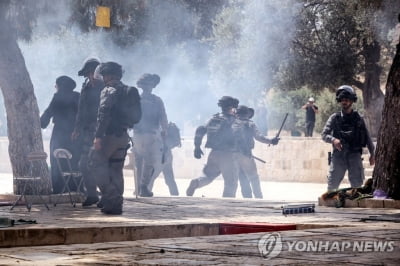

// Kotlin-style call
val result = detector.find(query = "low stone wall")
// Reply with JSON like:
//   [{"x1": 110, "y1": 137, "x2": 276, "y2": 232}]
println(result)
[
  {"x1": 0, "y1": 136, "x2": 369, "y2": 183},
  {"x1": 172, "y1": 136, "x2": 332, "y2": 183}
]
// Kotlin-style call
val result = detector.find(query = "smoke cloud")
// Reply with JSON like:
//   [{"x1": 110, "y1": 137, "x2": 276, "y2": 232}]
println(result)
[{"x1": 17, "y1": 0, "x2": 300, "y2": 136}]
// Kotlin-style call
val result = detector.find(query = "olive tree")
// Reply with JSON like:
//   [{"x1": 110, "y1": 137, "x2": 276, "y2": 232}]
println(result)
[
  {"x1": 373, "y1": 15, "x2": 400, "y2": 199},
  {"x1": 0, "y1": 0, "x2": 52, "y2": 193},
  {"x1": 279, "y1": 0, "x2": 399, "y2": 138}
]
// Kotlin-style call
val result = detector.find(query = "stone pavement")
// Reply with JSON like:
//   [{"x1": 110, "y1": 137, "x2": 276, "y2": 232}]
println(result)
[
  {"x1": 1, "y1": 224, "x2": 399, "y2": 265},
  {"x1": 0, "y1": 169, "x2": 398, "y2": 265},
  {"x1": 0, "y1": 171, "x2": 336, "y2": 201},
  {"x1": 0, "y1": 195, "x2": 400, "y2": 265}
]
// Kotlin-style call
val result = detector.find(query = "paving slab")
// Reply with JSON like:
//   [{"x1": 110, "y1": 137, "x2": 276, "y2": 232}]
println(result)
[
  {"x1": 0, "y1": 224, "x2": 399, "y2": 265},
  {"x1": 0, "y1": 196, "x2": 399, "y2": 264}
]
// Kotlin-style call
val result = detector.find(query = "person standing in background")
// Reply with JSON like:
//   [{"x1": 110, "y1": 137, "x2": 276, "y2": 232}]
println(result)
[
  {"x1": 40, "y1": 76, "x2": 80, "y2": 194},
  {"x1": 72, "y1": 58, "x2": 104, "y2": 207},
  {"x1": 133, "y1": 73, "x2": 168, "y2": 197},
  {"x1": 302, "y1": 97, "x2": 318, "y2": 137}
]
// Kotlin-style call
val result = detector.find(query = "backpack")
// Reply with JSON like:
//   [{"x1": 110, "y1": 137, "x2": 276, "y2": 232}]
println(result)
[
  {"x1": 116, "y1": 86, "x2": 142, "y2": 129},
  {"x1": 205, "y1": 113, "x2": 236, "y2": 150},
  {"x1": 165, "y1": 122, "x2": 181, "y2": 149}
]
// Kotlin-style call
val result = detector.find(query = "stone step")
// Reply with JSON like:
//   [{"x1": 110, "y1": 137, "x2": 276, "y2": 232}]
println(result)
[
  {"x1": 319, "y1": 197, "x2": 400, "y2": 208},
  {"x1": 0, "y1": 222, "x2": 220, "y2": 248},
  {"x1": 364, "y1": 168, "x2": 373, "y2": 176}
]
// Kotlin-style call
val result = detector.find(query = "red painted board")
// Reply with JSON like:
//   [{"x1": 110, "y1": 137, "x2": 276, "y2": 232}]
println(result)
[{"x1": 219, "y1": 222, "x2": 296, "y2": 235}]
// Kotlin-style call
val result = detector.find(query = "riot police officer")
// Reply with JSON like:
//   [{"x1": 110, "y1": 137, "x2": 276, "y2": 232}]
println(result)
[
  {"x1": 186, "y1": 96, "x2": 240, "y2": 197},
  {"x1": 90, "y1": 62, "x2": 140, "y2": 214},
  {"x1": 72, "y1": 58, "x2": 104, "y2": 207},
  {"x1": 233, "y1": 105, "x2": 279, "y2": 198},
  {"x1": 133, "y1": 73, "x2": 168, "y2": 197},
  {"x1": 321, "y1": 85, "x2": 375, "y2": 191}
]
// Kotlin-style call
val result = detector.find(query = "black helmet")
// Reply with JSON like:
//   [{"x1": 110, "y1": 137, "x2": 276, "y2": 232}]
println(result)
[
  {"x1": 137, "y1": 73, "x2": 161, "y2": 88},
  {"x1": 248, "y1": 107, "x2": 255, "y2": 119},
  {"x1": 217, "y1": 96, "x2": 239, "y2": 109},
  {"x1": 98, "y1": 62, "x2": 123, "y2": 79},
  {"x1": 56, "y1": 76, "x2": 76, "y2": 92},
  {"x1": 78, "y1": 58, "x2": 100, "y2": 76},
  {"x1": 236, "y1": 105, "x2": 255, "y2": 119},
  {"x1": 236, "y1": 105, "x2": 249, "y2": 117},
  {"x1": 336, "y1": 85, "x2": 357, "y2": 102}
]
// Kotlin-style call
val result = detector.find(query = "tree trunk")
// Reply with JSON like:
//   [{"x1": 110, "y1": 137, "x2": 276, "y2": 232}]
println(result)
[
  {"x1": 362, "y1": 40, "x2": 384, "y2": 139},
  {"x1": 0, "y1": 16, "x2": 51, "y2": 195},
  {"x1": 373, "y1": 42, "x2": 400, "y2": 200}
]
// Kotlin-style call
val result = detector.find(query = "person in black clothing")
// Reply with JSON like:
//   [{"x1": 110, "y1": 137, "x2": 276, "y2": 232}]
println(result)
[
  {"x1": 72, "y1": 58, "x2": 104, "y2": 207},
  {"x1": 302, "y1": 97, "x2": 318, "y2": 137},
  {"x1": 40, "y1": 76, "x2": 80, "y2": 193}
]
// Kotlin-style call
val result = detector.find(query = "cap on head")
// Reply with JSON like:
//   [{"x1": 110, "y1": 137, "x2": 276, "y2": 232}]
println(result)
[
  {"x1": 78, "y1": 58, "x2": 100, "y2": 76},
  {"x1": 336, "y1": 85, "x2": 357, "y2": 102},
  {"x1": 56, "y1": 76, "x2": 76, "y2": 91},
  {"x1": 218, "y1": 96, "x2": 239, "y2": 109},
  {"x1": 98, "y1": 62, "x2": 123, "y2": 79},
  {"x1": 137, "y1": 73, "x2": 161, "y2": 88},
  {"x1": 308, "y1": 97, "x2": 315, "y2": 102}
]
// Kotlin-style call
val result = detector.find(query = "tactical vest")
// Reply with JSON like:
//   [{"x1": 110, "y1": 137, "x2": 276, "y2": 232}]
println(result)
[
  {"x1": 232, "y1": 119, "x2": 254, "y2": 156},
  {"x1": 205, "y1": 113, "x2": 236, "y2": 151},
  {"x1": 332, "y1": 111, "x2": 367, "y2": 152},
  {"x1": 135, "y1": 94, "x2": 162, "y2": 133}
]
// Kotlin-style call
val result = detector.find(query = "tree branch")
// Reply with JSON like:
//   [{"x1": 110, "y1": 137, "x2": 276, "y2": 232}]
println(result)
[{"x1": 351, "y1": 79, "x2": 364, "y2": 91}]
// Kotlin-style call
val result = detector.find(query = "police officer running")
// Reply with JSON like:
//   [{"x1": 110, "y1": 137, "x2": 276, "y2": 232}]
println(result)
[
  {"x1": 233, "y1": 105, "x2": 279, "y2": 198},
  {"x1": 72, "y1": 58, "x2": 104, "y2": 207},
  {"x1": 90, "y1": 62, "x2": 141, "y2": 214},
  {"x1": 321, "y1": 85, "x2": 375, "y2": 191},
  {"x1": 186, "y1": 96, "x2": 240, "y2": 198}
]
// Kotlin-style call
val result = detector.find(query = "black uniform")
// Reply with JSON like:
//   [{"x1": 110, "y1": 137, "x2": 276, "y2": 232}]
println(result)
[
  {"x1": 74, "y1": 78, "x2": 104, "y2": 199},
  {"x1": 41, "y1": 86, "x2": 80, "y2": 193}
]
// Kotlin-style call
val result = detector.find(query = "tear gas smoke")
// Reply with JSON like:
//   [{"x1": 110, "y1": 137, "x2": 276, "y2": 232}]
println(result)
[{"x1": 17, "y1": 0, "x2": 300, "y2": 136}]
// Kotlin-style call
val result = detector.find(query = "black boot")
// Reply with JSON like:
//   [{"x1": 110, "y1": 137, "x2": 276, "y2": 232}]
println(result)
[
  {"x1": 82, "y1": 196, "x2": 99, "y2": 207},
  {"x1": 140, "y1": 185, "x2": 153, "y2": 197}
]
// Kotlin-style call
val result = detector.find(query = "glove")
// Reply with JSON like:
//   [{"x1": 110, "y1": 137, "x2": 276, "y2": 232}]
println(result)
[
  {"x1": 194, "y1": 147, "x2": 204, "y2": 159},
  {"x1": 270, "y1": 137, "x2": 280, "y2": 145}
]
